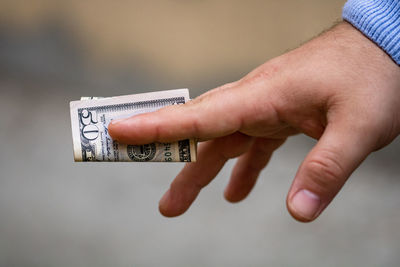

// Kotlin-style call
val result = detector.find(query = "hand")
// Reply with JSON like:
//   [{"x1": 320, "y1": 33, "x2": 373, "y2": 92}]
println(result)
[{"x1": 109, "y1": 22, "x2": 400, "y2": 222}]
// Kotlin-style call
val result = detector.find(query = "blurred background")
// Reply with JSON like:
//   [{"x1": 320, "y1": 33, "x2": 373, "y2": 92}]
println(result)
[{"x1": 0, "y1": 0, "x2": 399, "y2": 266}]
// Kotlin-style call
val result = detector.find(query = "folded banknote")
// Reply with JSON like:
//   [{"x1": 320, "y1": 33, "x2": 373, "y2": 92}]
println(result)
[{"x1": 70, "y1": 89, "x2": 197, "y2": 162}]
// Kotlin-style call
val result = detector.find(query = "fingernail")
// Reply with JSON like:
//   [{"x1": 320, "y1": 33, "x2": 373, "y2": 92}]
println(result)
[
  {"x1": 109, "y1": 118, "x2": 126, "y2": 126},
  {"x1": 290, "y1": 189, "x2": 321, "y2": 221}
]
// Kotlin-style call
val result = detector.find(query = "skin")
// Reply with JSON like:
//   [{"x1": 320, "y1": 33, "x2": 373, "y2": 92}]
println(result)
[{"x1": 108, "y1": 22, "x2": 400, "y2": 222}]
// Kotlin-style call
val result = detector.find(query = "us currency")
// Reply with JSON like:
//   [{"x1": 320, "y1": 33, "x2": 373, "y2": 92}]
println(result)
[{"x1": 70, "y1": 89, "x2": 197, "y2": 162}]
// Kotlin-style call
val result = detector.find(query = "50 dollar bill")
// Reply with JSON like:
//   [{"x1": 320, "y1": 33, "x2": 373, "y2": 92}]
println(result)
[{"x1": 70, "y1": 89, "x2": 197, "y2": 162}]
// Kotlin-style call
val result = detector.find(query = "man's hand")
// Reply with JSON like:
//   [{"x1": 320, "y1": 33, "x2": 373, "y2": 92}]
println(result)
[{"x1": 109, "y1": 22, "x2": 400, "y2": 222}]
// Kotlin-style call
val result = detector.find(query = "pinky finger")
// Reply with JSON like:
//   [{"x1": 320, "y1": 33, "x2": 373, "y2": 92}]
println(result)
[{"x1": 224, "y1": 138, "x2": 286, "y2": 203}]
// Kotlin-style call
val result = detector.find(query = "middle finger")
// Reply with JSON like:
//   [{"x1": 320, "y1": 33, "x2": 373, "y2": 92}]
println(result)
[{"x1": 159, "y1": 132, "x2": 254, "y2": 217}]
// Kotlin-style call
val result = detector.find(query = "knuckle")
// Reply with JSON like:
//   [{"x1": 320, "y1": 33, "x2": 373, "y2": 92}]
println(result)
[
  {"x1": 219, "y1": 133, "x2": 253, "y2": 159},
  {"x1": 215, "y1": 81, "x2": 238, "y2": 92},
  {"x1": 247, "y1": 160, "x2": 267, "y2": 173},
  {"x1": 192, "y1": 82, "x2": 236, "y2": 104},
  {"x1": 305, "y1": 149, "x2": 346, "y2": 194},
  {"x1": 218, "y1": 144, "x2": 240, "y2": 161},
  {"x1": 190, "y1": 114, "x2": 202, "y2": 137},
  {"x1": 242, "y1": 62, "x2": 281, "y2": 85},
  {"x1": 154, "y1": 123, "x2": 162, "y2": 142}
]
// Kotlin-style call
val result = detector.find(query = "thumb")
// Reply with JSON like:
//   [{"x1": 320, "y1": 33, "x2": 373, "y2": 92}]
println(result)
[{"x1": 287, "y1": 120, "x2": 376, "y2": 222}]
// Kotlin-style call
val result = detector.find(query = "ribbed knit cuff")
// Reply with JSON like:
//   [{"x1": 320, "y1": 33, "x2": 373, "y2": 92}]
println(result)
[{"x1": 343, "y1": 0, "x2": 400, "y2": 65}]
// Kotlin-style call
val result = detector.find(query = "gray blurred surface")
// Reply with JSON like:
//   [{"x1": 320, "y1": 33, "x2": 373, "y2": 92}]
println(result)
[{"x1": 0, "y1": 1, "x2": 399, "y2": 266}]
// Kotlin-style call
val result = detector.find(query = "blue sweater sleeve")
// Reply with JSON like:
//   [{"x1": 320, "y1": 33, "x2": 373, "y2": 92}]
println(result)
[{"x1": 343, "y1": 0, "x2": 400, "y2": 65}]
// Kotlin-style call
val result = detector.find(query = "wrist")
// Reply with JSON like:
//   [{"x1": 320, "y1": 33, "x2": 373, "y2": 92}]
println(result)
[{"x1": 343, "y1": 0, "x2": 400, "y2": 66}]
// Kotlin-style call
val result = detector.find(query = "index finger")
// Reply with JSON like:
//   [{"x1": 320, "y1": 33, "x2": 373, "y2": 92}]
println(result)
[{"x1": 108, "y1": 84, "x2": 246, "y2": 144}]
